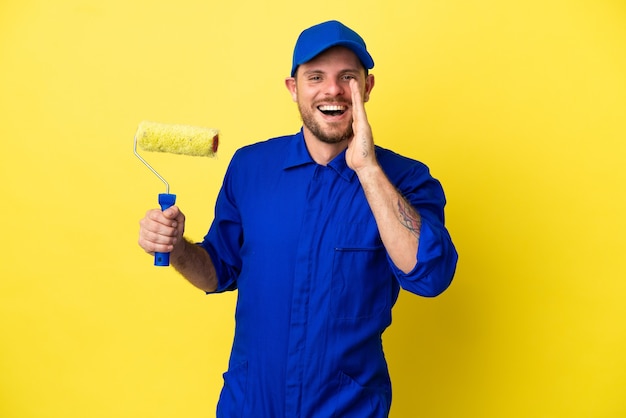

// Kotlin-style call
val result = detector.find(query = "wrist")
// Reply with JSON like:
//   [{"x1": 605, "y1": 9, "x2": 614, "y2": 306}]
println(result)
[
  {"x1": 355, "y1": 163, "x2": 383, "y2": 181},
  {"x1": 170, "y1": 236, "x2": 189, "y2": 259}
]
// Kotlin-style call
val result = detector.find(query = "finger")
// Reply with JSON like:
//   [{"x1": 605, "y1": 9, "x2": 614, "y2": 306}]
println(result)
[
  {"x1": 141, "y1": 227, "x2": 177, "y2": 244},
  {"x1": 139, "y1": 221, "x2": 178, "y2": 250},
  {"x1": 162, "y1": 205, "x2": 181, "y2": 220},
  {"x1": 349, "y1": 79, "x2": 364, "y2": 120},
  {"x1": 144, "y1": 208, "x2": 177, "y2": 229},
  {"x1": 140, "y1": 212, "x2": 178, "y2": 236},
  {"x1": 138, "y1": 235, "x2": 174, "y2": 254},
  {"x1": 350, "y1": 79, "x2": 371, "y2": 133}
]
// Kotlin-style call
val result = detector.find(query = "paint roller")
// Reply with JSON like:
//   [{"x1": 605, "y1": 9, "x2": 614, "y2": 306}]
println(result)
[{"x1": 134, "y1": 120, "x2": 219, "y2": 266}]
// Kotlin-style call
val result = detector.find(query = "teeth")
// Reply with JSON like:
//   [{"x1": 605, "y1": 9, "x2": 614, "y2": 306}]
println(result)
[{"x1": 318, "y1": 105, "x2": 346, "y2": 111}]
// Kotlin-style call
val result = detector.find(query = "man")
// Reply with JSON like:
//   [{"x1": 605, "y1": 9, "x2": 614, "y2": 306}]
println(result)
[{"x1": 139, "y1": 20, "x2": 458, "y2": 418}]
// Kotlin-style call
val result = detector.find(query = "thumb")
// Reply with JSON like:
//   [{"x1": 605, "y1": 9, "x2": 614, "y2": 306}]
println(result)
[{"x1": 162, "y1": 205, "x2": 180, "y2": 219}]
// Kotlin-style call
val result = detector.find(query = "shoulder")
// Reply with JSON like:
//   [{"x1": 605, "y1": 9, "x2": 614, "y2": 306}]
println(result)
[
  {"x1": 223, "y1": 133, "x2": 299, "y2": 185},
  {"x1": 232, "y1": 134, "x2": 295, "y2": 162},
  {"x1": 374, "y1": 146, "x2": 431, "y2": 180},
  {"x1": 375, "y1": 146, "x2": 447, "y2": 206}
]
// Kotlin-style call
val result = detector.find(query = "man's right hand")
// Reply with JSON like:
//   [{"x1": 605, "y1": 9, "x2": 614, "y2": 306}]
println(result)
[{"x1": 138, "y1": 206, "x2": 186, "y2": 256}]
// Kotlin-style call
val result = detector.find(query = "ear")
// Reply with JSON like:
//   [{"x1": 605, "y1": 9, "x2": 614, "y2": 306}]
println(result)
[
  {"x1": 285, "y1": 77, "x2": 298, "y2": 102},
  {"x1": 363, "y1": 74, "x2": 375, "y2": 103}
]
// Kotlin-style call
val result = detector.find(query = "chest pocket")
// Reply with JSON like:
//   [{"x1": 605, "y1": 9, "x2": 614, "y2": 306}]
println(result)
[{"x1": 331, "y1": 223, "x2": 391, "y2": 320}]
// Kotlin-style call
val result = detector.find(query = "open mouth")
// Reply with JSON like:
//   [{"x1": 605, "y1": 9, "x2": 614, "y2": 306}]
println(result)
[{"x1": 318, "y1": 104, "x2": 348, "y2": 117}]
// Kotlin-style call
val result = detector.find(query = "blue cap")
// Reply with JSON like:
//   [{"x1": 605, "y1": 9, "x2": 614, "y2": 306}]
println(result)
[{"x1": 291, "y1": 20, "x2": 374, "y2": 77}]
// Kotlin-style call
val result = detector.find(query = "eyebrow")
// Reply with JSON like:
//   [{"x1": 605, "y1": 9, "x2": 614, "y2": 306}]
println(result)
[{"x1": 301, "y1": 68, "x2": 362, "y2": 77}]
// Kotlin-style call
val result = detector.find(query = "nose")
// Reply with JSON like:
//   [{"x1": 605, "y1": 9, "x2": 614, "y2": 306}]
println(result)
[{"x1": 324, "y1": 78, "x2": 345, "y2": 97}]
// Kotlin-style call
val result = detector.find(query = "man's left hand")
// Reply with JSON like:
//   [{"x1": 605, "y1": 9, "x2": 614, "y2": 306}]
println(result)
[{"x1": 346, "y1": 78, "x2": 377, "y2": 173}]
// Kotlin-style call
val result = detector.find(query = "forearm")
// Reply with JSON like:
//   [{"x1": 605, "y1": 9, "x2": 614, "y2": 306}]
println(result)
[
  {"x1": 170, "y1": 238, "x2": 218, "y2": 292},
  {"x1": 356, "y1": 164, "x2": 420, "y2": 273}
]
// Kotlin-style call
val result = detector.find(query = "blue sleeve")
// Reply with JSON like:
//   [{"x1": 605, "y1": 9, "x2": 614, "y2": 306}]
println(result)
[
  {"x1": 199, "y1": 153, "x2": 243, "y2": 293},
  {"x1": 385, "y1": 156, "x2": 458, "y2": 297}
]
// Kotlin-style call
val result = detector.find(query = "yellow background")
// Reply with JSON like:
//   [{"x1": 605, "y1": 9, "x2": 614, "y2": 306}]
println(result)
[{"x1": 1, "y1": 0, "x2": 625, "y2": 417}]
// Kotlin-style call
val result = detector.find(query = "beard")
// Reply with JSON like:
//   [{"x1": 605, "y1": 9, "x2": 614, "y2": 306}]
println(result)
[{"x1": 298, "y1": 101, "x2": 354, "y2": 144}]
